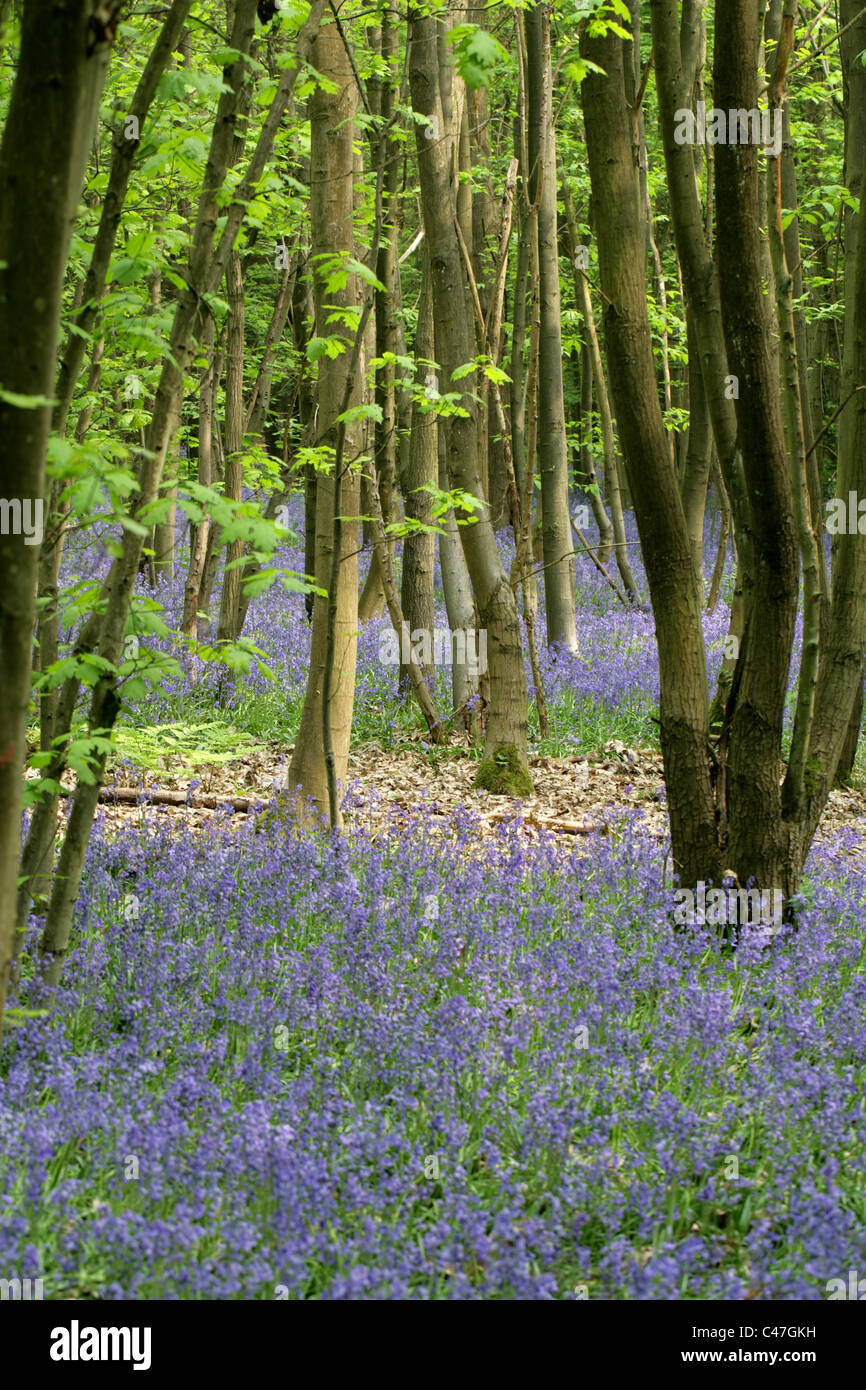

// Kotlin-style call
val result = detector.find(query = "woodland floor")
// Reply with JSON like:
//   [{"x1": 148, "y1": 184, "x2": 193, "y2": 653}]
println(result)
[{"x1": 41, "y1": 737, "x2": 866, "y2": 864}]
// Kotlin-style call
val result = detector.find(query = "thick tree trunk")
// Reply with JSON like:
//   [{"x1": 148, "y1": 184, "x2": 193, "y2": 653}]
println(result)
[
  {"x1": 831, "y1": 0, "x2": 866, "y2": 774},
  {"x1": 651, "y1": 0, "x2": 755, "y2": 749},
  {"x1": 37, "y1": 0, "x2": 264, "y2": 989},
  {"x1": 801, "y1": 1, "x2": 866, "y2": 841}
]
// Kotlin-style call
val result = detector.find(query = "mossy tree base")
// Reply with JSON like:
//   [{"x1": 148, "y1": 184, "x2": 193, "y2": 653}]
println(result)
[{"x1": 473, "y1": 743, "x2": 534, "y2": 797}]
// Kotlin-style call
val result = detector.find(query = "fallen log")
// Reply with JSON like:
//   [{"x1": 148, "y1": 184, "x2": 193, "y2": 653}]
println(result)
[
  {"x1": 57, "y1": 786, "x2": 261, "y2": 813},
  {"x1": 482, "y1": 814, "x2": 608, "y2": 836}
]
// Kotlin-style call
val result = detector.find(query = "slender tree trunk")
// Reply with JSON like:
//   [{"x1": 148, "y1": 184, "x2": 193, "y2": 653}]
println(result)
[
  {"x1": 680, "y1": 312, "x2": 712, "y2": 596},
  {"x1": 706, "y1": 456, "x2": 732, "y2": 616},
  {"x1": 400, "y1": 251, "x2": 437, "y2": 693},
  {"x1": 358, "y1": 23, "x2": 402, "y2": 627},
  {"x1": 217, "y1": 247, "x2": 246, "y2": 644},
  {"x1": 286, "y1": 19, "x2": 362, "y2": 825},
  {"x1": 183, "y1": 314, "x2": 215, "y2": 640},
  {"x1": 198, "y1": 331, "x2": 226, "y2": 629},
  {"x1": 650, "y1": 0, "x2": 754, "y2": 608},
  {"x1": 560, "y1": 173, "x2": 617, "y2": 574},
  {"x1": 562, "y1": 194, "x2": 640, "y2": 601},
  {"x1": 244, "y1": 251, "x2": 293, "y2": 445},
  {"x1": 33, "y1": 0, "x2": 329, "y2": 987},
  {"x1": 410, "y1": 7, "x2": 531, "y2": 790},
  {"x1": 525, "y1": 2, "x2": 577, "y2": 652},
  {"x1": 0, "y1": 0, "x2": 116, "y2": 1029},
  {"x1": 581, "y1": 24, "x2": 720, "y2": 890},
  {"x1": 510, "y1": 144, "x2": 530, "y2": 510}
]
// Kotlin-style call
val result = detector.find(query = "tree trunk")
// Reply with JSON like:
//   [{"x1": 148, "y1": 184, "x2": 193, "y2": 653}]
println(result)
[
  {"x1": 581, "y1": 24, "x2": 720, "y2": 890},
  {"x1": 33, "y1": 0, "x2": 329, "y2": 987},
  {"x1": 217, "y1": 247, "x2": 246, "y2": 644},
  {"x1": 0, "y1": 0, "x2": 115, "y2": 1029},
  {"x1": 400, "y1": 251, "x2": 437, "y2": 693},
  {"x1": 410, "y1": 7, "x2": 532, "y2": 791},
  {"x1": 560, "y1": 173, "x2": 621, "y2": 582},
  {"x1": 714, "y1": 0, "x2": 801, "y2": 895},
  {"x1": 650, "y1": 0, "x2": 755, "y2": 609},
  {"x1": 680, "y1": 312, "x2": 712, "y2": 596},
  {"x1": 183, "y1": 313, "x2": 215, "y2": 639},
  {"x1": 525, "y1": 1, "x2": 577, "y2": 652},
  {"x1": 286, "y1": 19, "x2": 361, "y2": 825},
  {"x1": 831, "y1": 0, "x2": 866, "y2": 774}
]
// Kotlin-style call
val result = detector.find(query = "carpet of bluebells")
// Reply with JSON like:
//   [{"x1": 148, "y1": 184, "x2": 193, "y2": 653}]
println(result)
[
  {"x1": 59, "y1": 497, "x2": 742, "y2": 750},
  {"x1": 2, "y1": 502, "x2": 863, "y2": 1299},
  {"x1": 3, "y1": 803, "x2": 866, "y2": 1299}
]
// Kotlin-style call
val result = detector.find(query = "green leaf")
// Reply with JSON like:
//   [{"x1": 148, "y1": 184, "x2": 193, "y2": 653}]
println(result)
[
  {"x1": 307, "y1": 335, "x2": 345, "y2": 362},
  {"x1": 566, "y1": 57, "x2": 606, "y2": 82},
  {"x1": 446, "y1": 24, "x2": 510, "y2": 90},
  {"x1": 337, "y1": 403, "x2": 383, "y2": 425},
  {"x1": 346, "y1": 256, "x2": 386, "y2": 292},
  {"x1": 0, "y1": 388, "x2": 56, "y2": 408}
]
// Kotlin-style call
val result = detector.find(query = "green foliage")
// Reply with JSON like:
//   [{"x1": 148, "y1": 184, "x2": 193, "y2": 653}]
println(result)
[
  {"x1": 112, "y1": 721, "x2": 263, "y2": 772},
  {"x1": 446, "y1": 25, "x2": 511, "y2": 90}
]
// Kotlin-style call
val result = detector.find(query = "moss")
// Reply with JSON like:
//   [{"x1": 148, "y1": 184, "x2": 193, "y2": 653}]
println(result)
[
  {"x1": 473, "y1": 742, "x2": 534, "y2": 798},
  {"x1": 805, "y1": 754, "x2": 823, "y2": 798}
]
